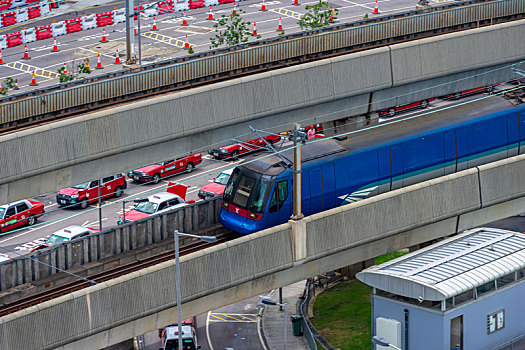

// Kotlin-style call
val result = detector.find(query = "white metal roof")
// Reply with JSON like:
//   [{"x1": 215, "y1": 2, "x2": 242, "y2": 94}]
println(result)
[{"x1": 356, "y1": 228, "x2": 525, "y2": 301}]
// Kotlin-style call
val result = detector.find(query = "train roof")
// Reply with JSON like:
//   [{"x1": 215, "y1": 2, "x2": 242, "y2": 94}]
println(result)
[{"x1": 243, "y1": 96, "x2": 518, "y2": 176}]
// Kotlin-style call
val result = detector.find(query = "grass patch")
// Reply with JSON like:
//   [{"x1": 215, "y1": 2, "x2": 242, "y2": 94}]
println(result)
[
  {"x1": 311, "y1": 280, "x2": 372, "y2": 350},
  {"x1": 311, "y1": 251, "x2": 408, "y2": 349}
]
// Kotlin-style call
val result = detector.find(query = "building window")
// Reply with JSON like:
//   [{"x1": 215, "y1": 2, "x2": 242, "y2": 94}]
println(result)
[
  {"x1": 497, "y1": 273, "x2": 515, "y2": 289},
  {"x1": 476, "y1": 281, "x2": 496, "y2": 297},
  {"x1": 518, "y1": 269, "x2": 525, "y2": 280},
  {"x1": 454, "y1": 289, "x2": 474, "y2": 306},
  {"x1": 487, "y1": 309, "x2": 505, "y2": 334}
]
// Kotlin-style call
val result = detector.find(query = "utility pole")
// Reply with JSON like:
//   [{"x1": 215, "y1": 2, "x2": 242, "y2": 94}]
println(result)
[
  {"x1": 125, "y1": 0, "x2": 135, "y2": 63},
  {"x1": 292, "y1": 123, "x2": 303, "y2": 220}
]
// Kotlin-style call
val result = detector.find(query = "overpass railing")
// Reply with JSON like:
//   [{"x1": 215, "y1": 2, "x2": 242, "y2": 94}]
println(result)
[
  {"x1": 0, "y1": 197, "x2": 222, "y2": 293},
  {"x1": 1, "y1": 0, "x2": 524, "y2": 125}
]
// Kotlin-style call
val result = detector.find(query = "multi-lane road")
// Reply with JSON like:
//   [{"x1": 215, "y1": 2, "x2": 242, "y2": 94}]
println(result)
[{"x1": 0, "y1": 0, "x2": 457, "y2": 91}]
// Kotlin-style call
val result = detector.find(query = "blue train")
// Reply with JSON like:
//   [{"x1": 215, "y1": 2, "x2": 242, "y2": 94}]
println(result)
[{"x1": 220, "y1": 97, "x2": 525, "y2": 234}]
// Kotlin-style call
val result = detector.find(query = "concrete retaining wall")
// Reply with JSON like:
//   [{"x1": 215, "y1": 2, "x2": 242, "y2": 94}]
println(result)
[
  {"x1": 1, "y1": 20, "x2": 525, "y2": 202},
  {"x1": 2, "y1": 154, "x2": 525, "y2": 350},
  {"x1": 0, "y1": 198, "x2": 222, "y2": 293}
]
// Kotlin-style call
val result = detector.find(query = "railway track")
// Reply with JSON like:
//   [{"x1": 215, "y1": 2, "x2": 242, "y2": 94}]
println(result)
[{"x1": 0, "y1": 228, "x2": 237, "y2": 317}]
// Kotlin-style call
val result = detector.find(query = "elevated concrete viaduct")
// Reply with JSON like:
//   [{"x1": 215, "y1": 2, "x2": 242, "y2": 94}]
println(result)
[
  {"x1": 1, "y1": 20, "x2": 525, "y2": 202},
  {"x1": 1, "y1": 152, "x2": 524, "y2": 350}
]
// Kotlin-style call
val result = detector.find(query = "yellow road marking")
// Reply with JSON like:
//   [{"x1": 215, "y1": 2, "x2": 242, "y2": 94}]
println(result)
[
  {"x1": 6, "y1": 62, "x2": 59, "y2": 79},
  {"x1": 270, "y1": 8, "x2": 303, "y2": 19},
  {"x1": 209, "y1": 313, "x2": 258, "y2": 322},
  {"x1": 143, "y1": 32, "x2": 186, "y2": 48}
]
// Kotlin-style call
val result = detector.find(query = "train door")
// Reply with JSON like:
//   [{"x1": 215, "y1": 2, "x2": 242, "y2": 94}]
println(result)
[
  {"x1": 309, "y1": 167, "x2": 323, "y2": 213},
  {"x1": 455, "y1": 127, "x2": 468, "y2": 172},
  {"x1": 265, "y1": 179, "x2": 292, "y2": 226},
  {"x1": 322, "y1": 163, "x2": 336, "y2": 210},
  {"x1": 377, "y1": 148, "x2": 391, "y2": 194},
  {"x1": 390, "y1": 145, "x2": 404, "y2": 191},
  {"x1": 443, "y1": 130, "x2": 456, "y2": 175}
]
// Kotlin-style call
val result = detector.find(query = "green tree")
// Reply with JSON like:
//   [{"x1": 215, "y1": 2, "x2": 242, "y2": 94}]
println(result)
[
  {"x1": 210, "y1": 9, "x2": 260, "y2": 48},
  {"x1": 297, "y1": 0, "x2": 338, "y2": 30},
  {"x1": 57, "y1": 59, "x2": 91, "y2": 83}
]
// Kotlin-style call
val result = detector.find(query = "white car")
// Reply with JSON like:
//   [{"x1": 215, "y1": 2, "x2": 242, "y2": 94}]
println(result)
[{"x1": 0, "y1": 253, "x2": 11, "y2": 263}]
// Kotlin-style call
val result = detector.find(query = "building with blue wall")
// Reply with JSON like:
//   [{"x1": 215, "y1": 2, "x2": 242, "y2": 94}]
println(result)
[{"x1": 357, "y1": 228, "x2": 525, "y2": 350}]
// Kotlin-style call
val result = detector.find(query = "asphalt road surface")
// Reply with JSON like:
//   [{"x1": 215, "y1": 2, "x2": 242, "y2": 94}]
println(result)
[{"x1": 0, "y1": 0, "x2": 458, "y2": 91}]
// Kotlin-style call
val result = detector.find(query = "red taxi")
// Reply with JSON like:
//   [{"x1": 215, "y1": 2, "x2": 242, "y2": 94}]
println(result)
[
  {"x1": 439, "y1": 85, "x2": 498, "y2": 100},
  {"x1": 56, "y1": 174, "x2": 127, "y2": 209},
  {"x1": 129, "y1": 153, "x2": 202, "y2": 184},
  {"x1": 377, "y1": 98, "x2": 435, "y2": 117},
  {"x1": 198, "y1": 168, "x2": 233, "y2": 199},
  {"x1": 117, "y1": 182, "x2": 194, "y2": 225},
  {"x1": 0, "y1": 199, "x2": 45, "y2": 233},
  {"x1": 209, "y1": 134, "x2": 281, "y2": 160}
]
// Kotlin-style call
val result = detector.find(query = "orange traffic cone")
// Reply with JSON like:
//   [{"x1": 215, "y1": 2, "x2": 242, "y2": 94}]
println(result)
[
  {"x1": 96, "y1": 52, "x2": 103, "y2": 69},
  {"x1": 207, "y1": 6, "x2": 214, "y2": 20},
  {"x1": 373, "y1": 0, "x2": 379, "y2": 14},
  {"x1": 134, "y1": 23, "x2": 137, "y2": 35},
  {"x1": 184, "y1": 34, "x2": 190, "y2": 49},
  {"x1": 0, "y1": 49, "x2": 3, "y2": 65},
  {"x1": 100, "y1": 28, "x2": 108, "y2": 42},
  {"x1": 182, "y1": 11, "x2": 188, "y2": 26},
  {"x1": 114, "y1": 49, "x2": 121, "y2": 64},
  {"x1": 63, "y1": 62, "x2": 67, "y2": 75},
  {"x1": 233, "y1": 2, "x2": 237, "y2": 14},
  {"x1": 22, "y1": 45, "x2": 30, "y2": 60},
  {"x1": 51, "y1": 37, "x2": 59, "y2": 52},
  {"x1": 260, "y1": 0, "x2": 267, "y2": 11},
  {"x1": 329, "y1": 8, "x2": 335, "y2": 22},
  {"x1": 85, "y1": 57, "x2": 90, "y2": 71},
  {"x1": 152, "y1": 16, "x2": 158, "y2": 30},
  {"x1": 277, "y1": 17, "x2": 283, "y2": 31},
  {"x1": 252, "y1": 22, "x2": 257, "y2": 36},
  {"x1": 13, "y1": 78, "x2": 19, "y2": 90},
  {"x1": 293, "y1": 0, "x2": 299, "y2": 5},
  {"x1": 30, "y1": 70, "x2": 37, "y2": 86}
]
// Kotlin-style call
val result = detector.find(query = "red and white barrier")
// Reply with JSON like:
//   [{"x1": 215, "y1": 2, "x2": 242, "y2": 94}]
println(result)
[
  {"x1": 15, "y1": 7, "x2": 29, "y2": 22},
  {"x1": 0, "y1": 35, "x2": 7, "y2": 50},
  {"x1": 157, "y1": 0, "x2": 173, "y2": 13},
  {"x1": 51, "y1": 20, "x2": 66, "y2": 36},
  {"x1": 81, "y1": 14, "x2": 97, "y2": 30},
  {"x1": 112, "y1": 8, "x2": 125, "y2": 23},
  {"x1": 12, "y1": 0, "x2": 24, "y2": 7},
  {"x1": 0, "y1": 0, "x2": 12, "y2": 11},
  {"x1": 21, "y1": 27, "x2": 36, "y2": 43},
  {"x1": 27, "y1": 4, "x2": 40, "y2": 19},
  {"x1": 96, "y1": 11, "x2": 113, "y2": 26},
  {"x1": 65, "y1": 17, "x2": 82, "y2": 33},
  {"x1": 1, "y1": 11, "x2": 16, "y2": 27},
  {"x1": 189, "y1": 0, "x2": 204, "y2": 9},
  {"x1": 39, "y1": 0, "x2": 49, "y2": 15},
  {"x1": 6, "y1": 31, "x2": 21, "y2": 47},
  {"x1": 204, "y1": 0, "x2": 219, "y2": 6},
  {"x1": 35, "y1": 24, "x2": 51, "y2": 40},
  {"x1": 173, "y1": 0, "x2": 189, "y2": 12}
]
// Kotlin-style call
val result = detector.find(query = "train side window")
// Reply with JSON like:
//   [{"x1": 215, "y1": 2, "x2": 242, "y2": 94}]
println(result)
[{"x1": 269, "y1": 181, "x2": 288, "y2": 213}]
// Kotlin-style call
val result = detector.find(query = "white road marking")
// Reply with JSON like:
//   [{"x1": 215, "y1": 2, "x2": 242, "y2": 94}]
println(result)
[{"x1": 206, "y1": 311, "x2": 215, "y2": 350}]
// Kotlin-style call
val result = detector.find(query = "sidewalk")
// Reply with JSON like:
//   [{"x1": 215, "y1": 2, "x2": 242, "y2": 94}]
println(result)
[{"x1": 262, "y1": 281, "x2": 309, "y2": 350}]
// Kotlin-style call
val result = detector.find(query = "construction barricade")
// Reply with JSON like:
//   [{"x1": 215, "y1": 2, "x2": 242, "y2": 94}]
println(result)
[
  {"x1": 157, "y1": 0, "x2": 173, "y2": 14},
  {"x1": 112, "y1": 8, "x2": 125, "y2": 23},
  {"x1": 81, "y1": 14, "x2": 96, "y2": 30},
  {"x1": 65, "y1": 17, "x2": 82, "y2": 33},
  {"x1": 96, "y1": 11, "x2": 113, "y2": 26},
  {"x1": 48, "y1": 0, "x2": 58, "y2": 9},
  {"x1": 0, "y1": 35, "x2": 6, "y2": 50},
  {"x1": 144, "y1": 6, "x2": 157, "y2": 17},
  {"x1": 1, "y1": 11, "x2": 16, "y2": 27},
  {"x1": 35, "y1": 24, "x2": 52, "y2": 40},
  {"x1": 40, "y1": 1, "x2": 50, "y2": 15},
  {"x1": 27, "y1": 4, "x2": 40, "y2": 19},
  {"x1": 15, "y1": 7, "x2": 29, "y2": 22},
  {"x1": 189, "y1": 0, "x2": 204, "y2": 9},
  {"x1": 51, "y1": 21, "x2": 66, "y2": 36},
  {"x1": 0, "y1": 0, "x2": 11, "y2": 11},
  {"x1": 218, "y1": 0, "x2": 234, "y2": 4},
  {"x1": 11, "y1": 0, "x2": 24, "y2": 7},
  {"x1": 6, "y1": 31, "x2": 22, "y2": 47},
  {"x1": 133, "y1": 5, "x2": 143, "y2": 19},
  {"x1": 173, "y1": 0, "x2": 189, "y2": 12},
  {"x1": 204, "y1": 0, "x2": 219, "y2": 6},
  {"x1": 21, "y1": 27, "x2": 36, "y2": 43}
]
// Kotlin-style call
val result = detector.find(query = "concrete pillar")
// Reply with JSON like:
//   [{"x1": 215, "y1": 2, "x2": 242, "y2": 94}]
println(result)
[{"x1": 289, "y1": 218, "x2": 307, "y2": 264}]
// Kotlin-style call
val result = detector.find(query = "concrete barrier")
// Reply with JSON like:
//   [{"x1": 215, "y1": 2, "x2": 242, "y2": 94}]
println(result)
[
  {"x1": 478, "y1": 153, "x2": 525, "y2": 207},
  {"x1": 0, "y1": 197, "x2": 222, "y2": 292},
  {"x1": 1, "y1": 20, "x2": 525, "y2": 203},
  {"x1": 2, "y1": 154, "x2": 525, "y2": 349}
]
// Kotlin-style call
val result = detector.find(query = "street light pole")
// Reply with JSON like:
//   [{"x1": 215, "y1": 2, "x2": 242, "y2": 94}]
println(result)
[
  {"x1": 173, "y1": 230, "x2": 217, "y2": 350},
  {"x1": 372, "y1": 335, "x2": 402, "y2": 350}
]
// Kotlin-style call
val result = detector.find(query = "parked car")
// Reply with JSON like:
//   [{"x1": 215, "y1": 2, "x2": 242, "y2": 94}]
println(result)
[
  {"x1": 198, "y1": 168, "x2": 234, "y2": 200},
  {"x1": 31, "y1": 225, "x2": 99, "y2": 252},
  {"x1": 117, "y1": 182, "x2": 194, "y2": 225},
  {"x1": 128, "y1": 153, "x2": 202, "y2": 184},
  {"x1": 56, "y1": 174, "x2": 127, "y2": 209},
  {"x1": 208, "y1": 134, "x2": 281, "y2": 160},
  {"x1": 439, "y1": 85, "x2": 499, "y2": 100},
  {"x1": 0, "y1": 199, "x2": 45, "y2": 233},
  {"x1": 377, "y1": 98, "x2": 436, "y2": 117},
  {"x1": 159, "y1": 317, "x2": 200, "y2": 350}
]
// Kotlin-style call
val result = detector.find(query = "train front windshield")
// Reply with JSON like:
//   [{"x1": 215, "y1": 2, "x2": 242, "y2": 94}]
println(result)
[{"x1": 223, "y1": 168, "x2": 273, "y2": 214}]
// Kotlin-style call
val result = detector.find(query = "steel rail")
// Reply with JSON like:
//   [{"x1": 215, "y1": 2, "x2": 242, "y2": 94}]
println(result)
[
  {"x1": 0, "y1": 0, "x2": 524, "y2": 130},
  {"x1": 0, "y1": 228, "x2": 236, "y2": 317}
]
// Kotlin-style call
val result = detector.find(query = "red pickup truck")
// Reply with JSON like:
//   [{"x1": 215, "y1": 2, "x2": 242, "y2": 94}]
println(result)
[
  {"x1": 129, "y1": 153, "x2": 202, "y2": 184},
  {"x1": 0, "y1": 199, "x2": 45, "y2": 233},
  {"x1": 209, "y1": 135, "x2": 281, "y2": 160}
]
